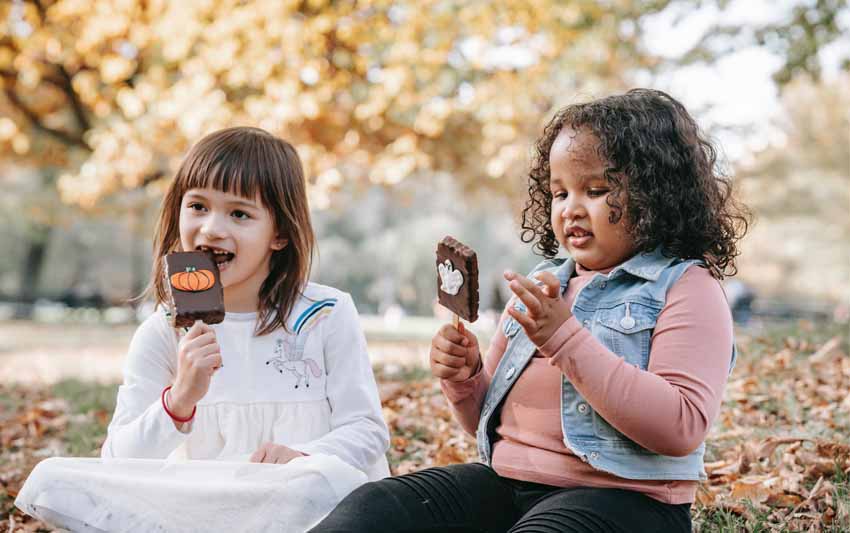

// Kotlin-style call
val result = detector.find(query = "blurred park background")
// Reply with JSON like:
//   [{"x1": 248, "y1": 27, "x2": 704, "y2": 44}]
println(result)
[
  {"x1": 1, "y1": 0, "x2": 848, "y2": 327},
  {"x1": 1, "y1": 0, "x2": 849, "y2": 530}
]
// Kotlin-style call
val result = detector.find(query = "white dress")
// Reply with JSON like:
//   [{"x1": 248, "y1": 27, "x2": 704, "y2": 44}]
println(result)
[{"x1": 16, "y1": 284, "x2": 390, "y2": 532}]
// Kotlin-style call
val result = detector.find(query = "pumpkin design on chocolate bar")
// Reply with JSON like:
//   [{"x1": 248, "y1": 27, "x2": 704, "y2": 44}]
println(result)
[{"x1": 170, "y1": 266, "x2": 216, "y2": 292}]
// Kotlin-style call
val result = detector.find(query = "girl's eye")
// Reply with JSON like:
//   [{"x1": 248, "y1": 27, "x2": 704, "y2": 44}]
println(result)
[
  {"x1": 187, "y1": 202, "x2": 206, "y2": 211},
  {"x1": 232, "y1": 210, "x2": 250, "y2": 220},
  {"x1": 552, "y1": 191, "x2": 567, "y2": 200},
  {"x1": 588, "y1": 189, "x2": 609, "y2": 197}
]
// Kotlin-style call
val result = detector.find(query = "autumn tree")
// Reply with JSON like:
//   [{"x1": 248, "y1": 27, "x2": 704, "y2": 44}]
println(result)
[
  {"x1": 2, "y1": 0, "x2": 847, "y2": 306},
  {"x1": 678, "y1": 0, "x2": 849, "y2": 85},
  {"x1": 1, "y1": 0, "x2": 680, "y2": 305},
  {"x1": 735, "y1": 74, "x2": 850, "y2": 304}
]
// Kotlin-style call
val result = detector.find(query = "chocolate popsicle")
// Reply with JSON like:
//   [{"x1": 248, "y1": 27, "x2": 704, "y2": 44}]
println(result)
[
  {"x1": 164, "y1": 251, "x2": 225, "y2": 328},
  {"x1": 436, "y1": 236, "x2": 479, "y2": 323}
]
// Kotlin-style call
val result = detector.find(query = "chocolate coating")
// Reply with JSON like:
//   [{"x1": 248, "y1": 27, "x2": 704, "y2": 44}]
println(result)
[
  {"x1": 164, "y1": 251, "x2": 225, "y2": 327},
  {"x1": 436, "y1": 236, "x2": 479, "y2": 322}
]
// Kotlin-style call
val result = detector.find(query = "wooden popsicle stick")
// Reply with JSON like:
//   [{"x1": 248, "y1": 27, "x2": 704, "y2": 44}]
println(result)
[{"x1": 453, "y1": 313, "x2": 465, "y2": 334}]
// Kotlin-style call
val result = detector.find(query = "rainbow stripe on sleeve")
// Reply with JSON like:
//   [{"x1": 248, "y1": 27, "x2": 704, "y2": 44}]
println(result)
[{"x1": 293, "y1": 298, "x2": 338, "y2": 335}]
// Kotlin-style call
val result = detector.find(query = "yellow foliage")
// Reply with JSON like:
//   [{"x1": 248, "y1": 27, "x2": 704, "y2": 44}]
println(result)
[{"x1": 0, "y1": 0, "x2": 674, "y2": 203}]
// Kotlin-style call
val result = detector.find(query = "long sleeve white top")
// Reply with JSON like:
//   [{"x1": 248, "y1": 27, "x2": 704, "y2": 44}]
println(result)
[{"x1": 101, "y1": 283, "x2": 390, "y2": 480}]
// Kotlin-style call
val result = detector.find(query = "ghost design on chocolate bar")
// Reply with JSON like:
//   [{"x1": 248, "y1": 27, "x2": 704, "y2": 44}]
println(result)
[{"x1": 438, "y1": 259, "x2": 464, "y2": 296}]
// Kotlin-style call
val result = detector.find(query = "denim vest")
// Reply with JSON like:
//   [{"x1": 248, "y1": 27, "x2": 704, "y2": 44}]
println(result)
[{"x1": 476, "y1": 248, "x2": 737, "y2": 481}]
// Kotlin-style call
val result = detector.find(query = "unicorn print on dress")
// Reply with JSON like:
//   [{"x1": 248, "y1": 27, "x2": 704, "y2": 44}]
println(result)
[{"x1": 265, "y1": 298, "x2": 336, "y2": 389}]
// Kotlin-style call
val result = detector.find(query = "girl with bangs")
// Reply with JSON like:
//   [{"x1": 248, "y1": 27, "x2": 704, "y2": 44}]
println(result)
[{"x1": 16, "y1": 127, "x2": 390, "y2": 533}]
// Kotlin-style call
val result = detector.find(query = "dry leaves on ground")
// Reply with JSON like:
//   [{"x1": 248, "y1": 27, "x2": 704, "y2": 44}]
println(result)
[
  {"x1": 696, "y1": 327, "x2": 850, "y2": 531},
  {"x1": 2, "y1": 323, "x2": 848, "y2": 532}
]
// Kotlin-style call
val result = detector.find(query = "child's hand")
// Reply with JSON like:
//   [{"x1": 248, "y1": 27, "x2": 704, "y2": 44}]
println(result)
[
  {"x1": 170, "y1": 321, "x2": 222, "y2": 414},
  {"x1": 250, "y1": 442, "x2": 305, "y2": 464},
  {"x1": 430, "y1": 324, "x2": 481, "y2": 382},
  {"x1": 504, "y1": 270, "x2": 572, "y2": 349}
]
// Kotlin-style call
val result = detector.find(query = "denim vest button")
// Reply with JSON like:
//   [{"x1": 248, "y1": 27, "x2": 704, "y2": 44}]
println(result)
[
  {"x1": 620, "y1": 316, "x2": 636, "y2": 329},
  {"x1": 577, "y1": 403, "x2": 589, "y2": 414},
  {"x1": 506, "y1": 367, "x2": 516, "y2": 380},
  {"x1": 599, "y1": 281, "x2": 607, "y2": 289},
  {"x1": 582, "y1": 319, "x2": 590, "y2": 327},
  {"x1": 590, "y1": 451, "x2": 600, "y2": 460}
]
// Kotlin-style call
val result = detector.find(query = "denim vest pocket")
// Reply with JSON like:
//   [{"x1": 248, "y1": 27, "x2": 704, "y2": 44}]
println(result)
[
  {"x1": 592, "y1": 301, "x2": 658, "y2": 441},
  {"x1": 594, "y1": 301, "x2": 658, "y2": 368}
]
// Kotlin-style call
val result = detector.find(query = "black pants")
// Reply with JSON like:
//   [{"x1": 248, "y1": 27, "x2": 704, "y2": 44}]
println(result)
[{"x1": 309, "y1": 463, "x2": 691, "y2": 533}]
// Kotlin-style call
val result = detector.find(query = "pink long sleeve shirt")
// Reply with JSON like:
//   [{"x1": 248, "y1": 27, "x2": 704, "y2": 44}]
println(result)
[{"x1": 441, "y1": 263, "x2": 734, "y2": 504}]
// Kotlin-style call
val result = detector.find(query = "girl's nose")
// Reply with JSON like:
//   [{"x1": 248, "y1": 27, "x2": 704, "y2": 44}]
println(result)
[
  {"x1": 561, "y1": 197, "x2": 586, "y2": 220},
  {"x1": 200, "y1": 213, "x2": 227, "y2": 240}
]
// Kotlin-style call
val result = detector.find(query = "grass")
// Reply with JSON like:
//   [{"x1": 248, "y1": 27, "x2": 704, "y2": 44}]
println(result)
[
  {"x1": 52, "y1": 379, "x2": 117, "y2": 416},
  {"x1": 51, "y1": 380, "x2": 117, "y2": 457},
  {"x1": 694, "y1": 507, "x2": 748, "y2": 532},
  {"x1": 831, "y1": 466, "x2": 850, "y2": 531},
  {"x1": 0, "y1": 389, "x2": 24, "y2": 414}
]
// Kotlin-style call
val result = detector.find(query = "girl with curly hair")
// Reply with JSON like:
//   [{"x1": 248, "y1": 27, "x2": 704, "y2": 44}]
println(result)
[{"x1": 311, "y1": 89, "x2": 750, "y2": 533}]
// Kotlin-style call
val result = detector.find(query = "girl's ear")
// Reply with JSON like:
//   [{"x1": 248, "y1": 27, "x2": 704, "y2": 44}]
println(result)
[{"x1": 271, "y1": 237, "x2": 288, "y2": 251}]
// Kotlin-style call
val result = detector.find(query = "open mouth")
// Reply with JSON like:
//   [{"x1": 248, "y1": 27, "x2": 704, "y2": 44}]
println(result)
[
  {"x1": 565, "y1": 227, "x2": 593, "y2": 247},
  {"x1": 197, "y1": 245, "x2": 235, "y2": 270}
]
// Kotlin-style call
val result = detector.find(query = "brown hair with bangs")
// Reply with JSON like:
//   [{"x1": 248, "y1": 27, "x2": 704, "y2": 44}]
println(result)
[{"x1": 144, "y1": 127, "x2": 315, "y2": 336}]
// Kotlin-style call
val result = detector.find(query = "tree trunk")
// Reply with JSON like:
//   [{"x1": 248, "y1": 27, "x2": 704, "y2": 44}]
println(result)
[
  {"x1": 14, "y1": 224, "x2": 52, "y2": 319},
  {"x1": 129, "y1": 206, "x2": 147, "y2": 303}
]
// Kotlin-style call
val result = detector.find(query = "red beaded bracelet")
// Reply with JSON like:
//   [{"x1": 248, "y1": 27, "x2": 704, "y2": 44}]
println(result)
[{"x1": 162, "y1": 385, "x2": 196, "y2": 423}]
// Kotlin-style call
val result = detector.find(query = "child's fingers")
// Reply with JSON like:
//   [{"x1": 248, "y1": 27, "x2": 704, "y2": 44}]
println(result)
[
  {"x1": 431, "y1": 362, "x2": 462, "y2": 379},
  {"x1": 507, "y1": 304, "x2": 538, "y2": 333},
  {"x1": 188, "y1": 342, "x2": 220, "y2": 360},
  {"x1": 270, "y1": 445, "x2": 300, "y2": 464},
  {"x1": 265, "y1": 444, "x2": 294, "y2": 464},
  {"x1": 432, "y1": 335, "x2": 469, "y2": 358},
  {"x1": 438, "y1": 324, "x2": 468, "y2": 345},
  {"x1": 507, "y1": 279, "x2": 543, "y2": 318},
  {"x1": 181, "y1": 322, "x2": 215, "y2": 346},
  {"x1": 507, "y1": 271, "x2": 549, "y2": 300},
  {"x1": 263, "y1": 448, "x2": 278, "y2": 464},
  {"x1": 199, "y1": 353, "x2": 223, "y2": 372},
  {"x1": 184, "y1": 331, "x2": 216, "y2": 347},
  {"x1": 431, "y1": 360, "x2": 470, "y2": 380},
  {"x1": 197, "y1": 323, "x2": 217, "y2": 341},
  {"x1": 534, "y1": 272, "x2": 561, "y2": 299},
  {"x1": 182, "y1": 332, "x2": 217, "y2": 353},
  {"x1": 250, "y1": 442, "x2": 272, "y2": 463},
  {"x1": 460, "y1": 327, "x2": 478, "y2": 347},
  {"x1": 249, "y1": 447, "x2": 265, "y2": 463},
  {"x1": 431, "y1": 350, "x2": 467, "y2": 369},
  {"x1": 182, "y1": 320, "x2": 206, "y2": 340}
]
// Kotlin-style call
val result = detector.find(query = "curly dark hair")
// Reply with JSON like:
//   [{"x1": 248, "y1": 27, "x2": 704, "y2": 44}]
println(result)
[{"x1": 521, "y1": 88, "x2": 751, "y2": 278}]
